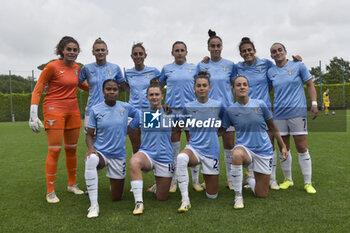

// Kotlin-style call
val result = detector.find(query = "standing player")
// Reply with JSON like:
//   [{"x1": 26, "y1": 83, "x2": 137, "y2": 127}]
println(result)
[
  {"x1": 125, "y1": 43, "x2": 161, "y2": 154},
  {"x1": 176, "y1": 71, "x2": 224, "y2": 212},
  {"x1": 323, "y1": 88, "x2": 330, "y2": 115},
  {"x1": 29, "y1": 36, "x2": 88, "y2": 203},
  {"x1": 197, "y1": 30, "x2": 236, "y2": 190},
  {"x1": 84, "y1": 79, "x2": 139, "y2": 218},
  {"x1": 159, "y1": 41, "x2": 203, "y2": 193},
  {"x1": 129, "y1": 78, "x2": 174, "y2": 215},
  {"x1": 222, "y1": 76, "x2": 288, "y2": 209},
  {"x1": 79, "y1": 38, "x2": 126, "y2": 131},
  {"x1": 268, "y1": 42, "x2": 318, "y2": 194}
]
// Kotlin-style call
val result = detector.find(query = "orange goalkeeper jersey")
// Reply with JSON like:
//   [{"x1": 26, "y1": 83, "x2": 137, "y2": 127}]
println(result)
[{"x1": 31, "y1": 59, "x2": 87, "y2": 113}]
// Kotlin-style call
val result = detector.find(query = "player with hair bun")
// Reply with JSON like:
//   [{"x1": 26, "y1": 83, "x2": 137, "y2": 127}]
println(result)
[
  {"x1": 129, "y1": 78, "x2": 175, "y2": 215},
  {"x1": 29, "y1": 36, "x2": 88, "y2": 203},
  {"x1": 125, "y1": 43, "x2": 161, "y2": 154},
  {"x1": 84, "y1": 79, "x2": 139, "y2": 218},
  {"x1": 268, "y1": 42, "x2": 318, "y2": 194},
  {"x1": 198, "y1": 29, "x2": 237, "y2": 190},
  {"x1": 79, "y1": 38, "x2": 126, "y2": 132},
  {"x1": 176, "y1": 71, "x2": 225, "y2": 213}
]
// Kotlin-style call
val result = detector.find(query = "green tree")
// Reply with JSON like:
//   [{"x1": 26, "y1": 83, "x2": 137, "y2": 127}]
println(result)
[
  {"x1": 310, "y1": 57, "x2": 350, "y2": 84},
  {"x1": 0, "y1": 75, "x2": 34, "y2": 94},
  {"x1": 37, "y1": 59, "x2": 84, "y2": 70}
]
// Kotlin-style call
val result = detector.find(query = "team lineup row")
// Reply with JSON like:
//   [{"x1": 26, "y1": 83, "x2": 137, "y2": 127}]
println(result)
[{"x1": 28, "y1": 30, "x2": 318, "y2": 218}]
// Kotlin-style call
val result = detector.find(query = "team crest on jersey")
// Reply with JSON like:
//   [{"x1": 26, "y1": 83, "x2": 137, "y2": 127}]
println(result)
[
  {"x1": 108, "y1": 69, "x2": 113, "y2": 75},
  {"x1": 221, "y1": 65, "x2": 228, "y2": 71},
  {"x1": 287, "y1": 69, "x2": 294, "y2": 75},
  {"x1": 257, "y1": 66, "x2": 263, "y2": 72},
  {"x1": 47, "y1": 120, "x2": 56, "y2": 126},
  {"x1": 145, "y1": 73, "x2": 152, "y2": 79},
  {"x1": 74, "y1": 69, "x2": 78, "y2": 76},
  {"x1": 118, "y1": 110, "x2": 125, "y2": 116},
  {"x1": 252, "y1": 107, "x2": 260, "y2": 114},
  {"x1": 59, "y1": 70, "x2": 65, "y2": 74},
  {"x1": 187, "y1": 68, "x2": 193, "y2": 73}
]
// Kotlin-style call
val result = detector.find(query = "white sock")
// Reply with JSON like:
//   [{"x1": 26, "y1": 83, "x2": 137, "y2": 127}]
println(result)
[
  {"x1": 230, "y1": 164, "x2": 243, "y2": 197},
  {"x1": 280, "y1": 150, "x2": 292, "y2": 181},
  {"x1": 224, "y1": 149, "x2": 232, "y2": 182},
  {"x1": 248, "y1": 163, "x2": 255, "y2": 178},
  {"x1": 270, "y1": 150, "x2": 278, "y2": 181},
  {"x1": 85, "y1": 154, "x2": 99, "y2": 206},
  {"x1": 247, "y1": 176, "x2": 256, "y2": 195},
  {"x1": 171, "y1": 141, "x2": 180, "y2": 185},
  {"x1": 206, "y1": 192, "x2": 218, "y2": 199},
  {"x1": 190, "y1": 164, "x2": 200, "y2": 183},
  {"x1": 177, "y1": 153, "x2": 190, "y2": 201},
  {"x1": 131, "y1": 180, "x2": 143, "y2": 203},
  {"x1": 298, "y1": 150, "x2": 312, "y2": 184}
]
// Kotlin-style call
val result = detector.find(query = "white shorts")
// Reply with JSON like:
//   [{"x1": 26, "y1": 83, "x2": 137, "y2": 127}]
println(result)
[
  {"x1": 274, "y1": 117, "x2": 308, "y2": 136},
  {"x1": 185, "y1": 145, "x2": 219, "y2": 175},
  {"x1": 139, "y1": 150, "x2": 174, "y2": 178},
  {"x1": 234, "y1": 145, "x2": 272, "y2": 175},
  {"x1": 97, "y1": 151, "x2": 126, "y2": 179}
]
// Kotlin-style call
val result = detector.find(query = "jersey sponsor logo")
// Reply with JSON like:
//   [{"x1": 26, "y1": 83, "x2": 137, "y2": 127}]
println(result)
[
  {"x1": 287, "y1": 69, "x2": 294, "y2": 75},
  {"x1": 74, "y1": 69, "x2": 78, "y2": 76},
  {"x1": 252, "y1": 107, "x2": 260, "y2": 114},
  {"x1": 145, "y1": 73, "x2": 153, "y2": 79},
  {"x1": 107, "y1": 69, "x2": 113, "y2": 75},
  {"x1": 118, "y1": 110, "x2": 125, "y2": 116},
  {"x1": 59, "y1": 70, "x2": 65, "y2": 74},
  {"x1": 47, "y1": 120, "x2": 56, "y2": 126},
  {"x1": 257, "y1": 66, "x2": 263, "y2": 72},
  {"x1": 187, "y1": 68, "x2": 194, "y2": 73},
  {"x1": 97, "y1": 113, "x2": 106, "y2": 119},
  {"x1": 48, "y1": 106, "x2": 54, "y2": 110}
]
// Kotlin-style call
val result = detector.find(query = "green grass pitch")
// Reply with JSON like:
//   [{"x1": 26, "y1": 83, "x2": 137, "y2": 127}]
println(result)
[{"x1": 0, "y1": 110, "x2": 349, "y2": 233}]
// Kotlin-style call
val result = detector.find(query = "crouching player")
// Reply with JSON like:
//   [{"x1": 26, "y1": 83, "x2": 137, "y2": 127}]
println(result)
[
  {"x1": 84, "y1": 79, "x2": 139, "y2": 218},
  {"x1": 176, "y1": 71, "x2": 224, "y2": 212},
  {"x1": 222, "y1": 76, "x2": 288, "y2": 209}
]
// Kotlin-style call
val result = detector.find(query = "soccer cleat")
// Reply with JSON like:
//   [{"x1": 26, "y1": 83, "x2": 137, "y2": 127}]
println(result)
[
  {"x1": 243, "y1": 172, "x2": 251, "y2": 189},
  {"x1": 87, "y1": 204, "x2": 99, "y2": 218},
  {"x1": 178, "y1": 199, "x2": 191, "y2": 213},
  {"x1": 234, "y1": 196, "x2": 244, "y2": 209},
  {"x1": 67, "y1": 184, "x2": 84, "y2": 195},
  {"x1": 226, "y1": 180, "x2": 234, "y2": 190},
  {"x1": 169, "y1": 182, "x2": 177, "y2": 193},
  {"x1": 304, "y1": 183, "x2": 317, "y2": 194},
  {"x1": 269, "y1": 180, "x2": 280, "y2": 190},
  {"x1": 146, "y1": 184, "x2": 156, "y2": 193},
  {"x1": 46, "y1": 191, "x2": 60, "y2": 203},
  {"x1": 192, "y1": 182, "x2": 204, "y2": 192},
  {"x1": 133, "y1": 202, "x2": 144, "y2": 215},
  {"x1": 279, "y1": 179, "x2": 294, "y2": 190}
]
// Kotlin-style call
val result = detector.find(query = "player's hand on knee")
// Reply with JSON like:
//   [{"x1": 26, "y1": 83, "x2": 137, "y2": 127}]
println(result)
[{"x1": 29, "y1": 105, "x2": 44, "y2": 133}]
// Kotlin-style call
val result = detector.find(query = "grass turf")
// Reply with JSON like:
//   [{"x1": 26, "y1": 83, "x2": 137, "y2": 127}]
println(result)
[{"x1": 0, "y1": 110, "x2": 349, "y2": 232}]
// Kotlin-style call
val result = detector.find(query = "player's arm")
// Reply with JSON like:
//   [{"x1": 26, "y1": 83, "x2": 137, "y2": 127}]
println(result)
[
  {"x1": 305, "y1": 79, "x2": 318, "y2": 120},
  {"x1": 85, "y1": 127, "x2": 97, "y2": 159},
  {"x1": 128, "y1": 105, "x2": 140, "y2": 132},
  {"x1": 266, "y1": 119, "x2": 288, "y2": 162},
  {"x1": 78, "y1": 82, "x2": 89, "y2": 92}
]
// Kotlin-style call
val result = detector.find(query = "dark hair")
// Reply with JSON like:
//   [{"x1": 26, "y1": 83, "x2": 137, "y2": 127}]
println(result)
[
  {"x1": 132, "y1": 42, "x2": 146, "y2": 54},
  {"x1": 55, "y1": 36, "x2": 80, "y2": 57},
  {"x1": 207, "y1": 29, "x2": 222, "y2": 45},
  {"x1": 147, "y1": 77, "x2": 162, "y2": 94},
  {"x1": 93, "y1": 37, "x2": 107, "y2": 49},
  {"x1": 102, "y1": 79, "x2": 118, "y2": 89},
  {"x1": 239, "y1": 37, "x2": 256, "y2": 52},
  {"x1": 233, "y1": 75, "x2": 249, "y2": 86},
  {"x1": 194, "y1": 71, "x2": 211, "y2": 85},
  {"x1": 270, "y1": 42, "x2": 286, "y2": 52},
  {"x1": 172, "y1": 41, "x2": 187, "y2": 51}
]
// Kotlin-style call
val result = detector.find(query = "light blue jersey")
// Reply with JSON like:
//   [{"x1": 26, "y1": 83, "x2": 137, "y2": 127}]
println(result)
[
  {"x1": 222, "y1": 99, "x2": 273, "y2": 156},
  {"x1": 79, "y1": 62, "x2": 124, "y2": 115},
  {"x1": 267, "y1": 61, "x2": 312, "y2": 119},
  {"x1": 236, "y1": 58, "x2": 273, "y2": 108},
  {"x1": 125, "y1": 66, "x2": 160, "y2": 109},
  {"x1": 197, "y1": 58, "x2": 236, "y2": 107},
  {"x1": 159, "y1": 62, "x2": 197, "y2": 108},
  {"x1": 184, "y1": 98, "x2": 224, "y2": 159},
  {"x1": 87, "y1": 101, "x2": 139, "y2": 159},
  {"x1": 140, "y1": 108, "x2": 174, "y2": 164}
]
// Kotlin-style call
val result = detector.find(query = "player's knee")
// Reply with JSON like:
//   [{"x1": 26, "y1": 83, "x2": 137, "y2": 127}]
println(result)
[
  {"x1": 232, "y1": 147, "x2": 244, "y2": 164},
  {"x1": 177, "y1": 153, "x2": 189, "y2": 168},
  {"x1": 85, "y1": 153, "x2": 99, "y2": 169}
]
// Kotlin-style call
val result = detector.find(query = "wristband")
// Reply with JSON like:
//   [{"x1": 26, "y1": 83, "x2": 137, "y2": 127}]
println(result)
[{"x1": 311, "y1": 101, "x2": 317, "y2": 106}]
